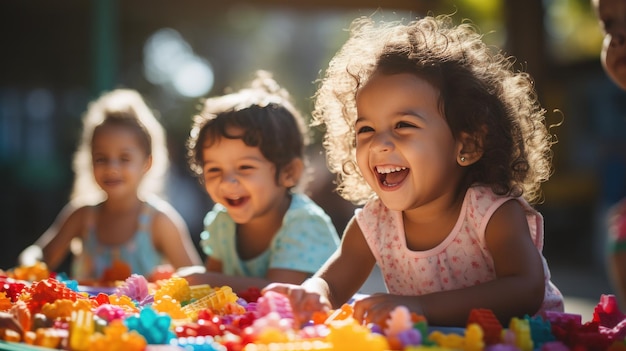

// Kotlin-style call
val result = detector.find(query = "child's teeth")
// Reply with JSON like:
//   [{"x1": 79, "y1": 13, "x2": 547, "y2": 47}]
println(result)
[{"x1": 377, "y1": 166, "x2": 407, "y2": 174}]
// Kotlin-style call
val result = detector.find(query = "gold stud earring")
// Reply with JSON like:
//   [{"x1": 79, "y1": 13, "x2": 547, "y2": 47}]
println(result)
[{"x1": 460, "y1": 156, "x2": 466, "y2": 162}]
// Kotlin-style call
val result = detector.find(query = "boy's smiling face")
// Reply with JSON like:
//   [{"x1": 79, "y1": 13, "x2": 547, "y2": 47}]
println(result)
[{"x1": 201, "y1": 127, "x2": 287, "y2": 224}]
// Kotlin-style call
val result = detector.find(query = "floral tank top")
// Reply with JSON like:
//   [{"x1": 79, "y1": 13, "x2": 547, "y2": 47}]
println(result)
[{"x1": 355, "y1": 185, "x2": 564, "y2": 315}]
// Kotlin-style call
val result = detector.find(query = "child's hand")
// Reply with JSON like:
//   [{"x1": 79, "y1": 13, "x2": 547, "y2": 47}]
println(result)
[
  {"x1": 263, "y1": 283, "x2": 332, "y2": 326},
  {"x1": 352, "y1": 293, "x2": 423, "y2": 326}
]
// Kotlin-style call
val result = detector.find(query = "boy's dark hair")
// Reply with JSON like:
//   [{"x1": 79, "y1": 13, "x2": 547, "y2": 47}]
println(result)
[{"x1": 187, "y1": 70, "x2": 310, "y2": 189}]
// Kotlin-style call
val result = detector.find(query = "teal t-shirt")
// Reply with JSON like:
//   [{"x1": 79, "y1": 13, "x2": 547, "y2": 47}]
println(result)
[{"x1": 200, "y1": 193, "x2": 339, "y2": 277}]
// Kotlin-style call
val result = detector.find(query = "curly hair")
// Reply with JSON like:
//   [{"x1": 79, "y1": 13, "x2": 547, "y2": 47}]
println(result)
[
  {"x1": 71, "y1": 89, "x2": 169, "y2": 204},
  {"x1": 187, "y1": 70, "x2": 311, "y2": 191},
  {"x1": 313, "y1": 15, "x2": 555, "y2": 205}
]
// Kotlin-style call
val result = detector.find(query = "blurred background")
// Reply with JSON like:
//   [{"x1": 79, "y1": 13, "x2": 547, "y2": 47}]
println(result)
[{"x1": 1, "y1": 0, "x2": 625, "y2": 308}]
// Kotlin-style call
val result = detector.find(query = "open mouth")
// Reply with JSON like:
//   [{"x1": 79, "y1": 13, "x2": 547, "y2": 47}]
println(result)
[
  {"x1": 226, "y1": 196, "x2": 249, "y2": 207},
  {"x1": 376, "y1": 166, "x2": 409, "y2": 187}
]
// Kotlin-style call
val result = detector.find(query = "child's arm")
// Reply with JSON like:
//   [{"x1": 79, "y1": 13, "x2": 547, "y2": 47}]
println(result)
[
  {"x1": 264, "y1": 216, "x2": 376, "y2": 323},
  {"x1": 151, "y1": 203, "x2": 202, "y2": 268},
  {"x1": 177, "y1": 256, "x2": 310, "y2": 293},
  {"x1": 312, "y1": 216, "x2": 377, "y2": 306},
  {"x1": 180, "y1": 269, "x2": 305, "y2": 293},
  {"x1": 19, "y1": 203, "x2": 85, "y2": 270},
  {"x1": 352, "y1": 199, "x2": 546, "y2": 327}
]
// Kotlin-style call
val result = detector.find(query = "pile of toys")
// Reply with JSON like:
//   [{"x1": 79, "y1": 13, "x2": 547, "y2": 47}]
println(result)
[{"x1": 1, "y1": 263, "x2": 626, "y2": 350}]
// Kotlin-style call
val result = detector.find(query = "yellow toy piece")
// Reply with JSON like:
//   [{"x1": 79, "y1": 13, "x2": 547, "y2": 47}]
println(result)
[
  {"x1": 32, "y1": 327, "x2": 67, "y2": 348},
  {"x1": 508, "y1": 317, "x2": 533, "y2": 351},
  {"x1": 327, "y1": 318, "x2": 389, "y2": 351},
  {"x1": 88, "y1": 320, "x2": 147, "y2": 351},
  {"x1": 11, "y1": 262, "x2": 50, "y2": 282},
  {"x1": 189, "y1": 284, "x2": 213, "y2": 300},
  {"x1": 41, "y1": 299, "x2": 76, "y2": 320},
  {"x1": 153, "y1": 294, "x2": 187, "y2": 320},
  {"x1": 41, "y1": 298, "x2": 94, "y2": 321},
  {"x1": 464, "y1": 323, "x2": 486, "y2": 351},
  {"x1": 181, "y1": 286, "x2": 239, "y2": 320},
  {"x1": 154, "y1": 276, "x2": 191, "y2": 304},
  {"x1": 429, "y1": 329, "x2": 465, "y2": 349},
  {"x1": 108, "y1": 294, "x2": 139, "y2": 314},
  {"x1": 428, "y1": 324, "x2": 486, "y2": 351},
  {"x1": 69, "y1": 309, "x2": 94, "y2": 351}
]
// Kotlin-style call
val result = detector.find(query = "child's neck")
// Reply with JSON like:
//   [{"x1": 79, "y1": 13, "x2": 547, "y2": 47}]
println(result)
[
  {"x1": 101, "y1": 195, "x2": 143, "y2": 214},
  {"x1": 402, "y1": 194, "x2": 464, "y2": 251},
  {"x1": 236, "y1": 194, "x2": 292, "y2": 260}
]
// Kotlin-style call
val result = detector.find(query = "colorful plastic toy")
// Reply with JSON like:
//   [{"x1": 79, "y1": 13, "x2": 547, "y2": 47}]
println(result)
[
  {"x1": 467, "y1": 308, "x2": 502, "y2": 345},
  {"x1": 154, "y1": 276, "x2": 191, "y2": 304},
  {"x1": 100, "y1": 259, "x2": 132, "y2": 283},
  {"x1": 89, "y1": 320, "x2": 147, "y2": 351},
  {"x1": 124, "y1": 306, "x2": 174, "y2": 344},
  {"x1": 153, "y1": 294, "x2": 187, "y2": 320},
  {"x1": 324, "y1": 304, "x2": 353, "y2": 324},
  {"x1": 19, "y1": 278, "x2": 88, "y2": 314},
  {"x1": 181, "y1": 286, "x2": 239, "y2": 320},
  {"x1": 114, "y1": 274, "x2": 150, "y2": 302},
  {"x1": 256, "y1": 290, "x2": 294, "y2": 320},
  {"x1": 170, "y1": 335, "x2": 225, "y2": 351},
  {"x1": 5, "y1": 262, "x2": 626, "y2": 351},
  {"x1": 189, "y1": 284, "x2": 214, "y2": 301},
  {"x1": 525, "y1": 314, "x2": 555, "y2": 348},
  {"x1": 68, "y1": 309, "x2": 94, "y2": 351}
]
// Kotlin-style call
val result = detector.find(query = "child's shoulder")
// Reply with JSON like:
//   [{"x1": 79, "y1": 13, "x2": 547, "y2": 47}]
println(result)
[
  {"x1": 64, "y1": 199, "x2": 98, "y2": 219},
  {"x1": 52, "y1": 201, "x2": 98, "y2": 235},
  {"x1": 465, "y1": 185, "x2": 512, "y2": 202},
  {"x1": 144, "y1": 195, "x2": 178, "y2": 215},
  {"x1": 464, "y1": 185, "x2": 536, "y2": 219},
  {"x1": 289, "y1": 193, "x2": 314, "y2": 207},
  {"x1": 143, "y1": 195, "x2": 186, "y2": 230},
  {"x1": 285, "y1": 193, "x2": 337, "y2": 230},
  {"x1": 287, "y1": 193, "x2": 330, "y2": 217}
]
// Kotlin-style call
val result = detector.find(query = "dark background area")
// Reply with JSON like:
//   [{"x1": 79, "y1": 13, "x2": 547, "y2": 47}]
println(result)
[{"x1": 1, "y1": 0, "x2": 625, "y2": 300}]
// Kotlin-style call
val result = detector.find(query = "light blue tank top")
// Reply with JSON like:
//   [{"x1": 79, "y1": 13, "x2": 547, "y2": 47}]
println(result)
[{"x1": 70, "y1": 201, "x2": 163, "y2": 280}]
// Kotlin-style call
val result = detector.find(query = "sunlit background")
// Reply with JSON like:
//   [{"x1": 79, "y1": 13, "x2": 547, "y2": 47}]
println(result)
[{"x1": 1, "y1": 0, "x2": 625, "y2": 301}]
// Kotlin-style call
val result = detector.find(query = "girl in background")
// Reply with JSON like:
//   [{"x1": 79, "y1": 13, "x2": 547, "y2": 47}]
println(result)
[{"x1": 19, "y1": 89, "x2": 201, "y2": 283}]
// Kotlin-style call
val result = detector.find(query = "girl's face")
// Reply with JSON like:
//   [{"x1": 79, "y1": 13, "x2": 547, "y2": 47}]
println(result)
[
  {"x1": 355, "y1": 73, "x2": 464, "y2": 211},
  {"x1": 597, "y1": 0, "x2": 626, "y2": 90},
  {"x1": 201, "y1": 128, "x2": 289, "y2": 224},
  {"x1": 91, "y1": 125, "x2": 151, "y2": 199}
]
